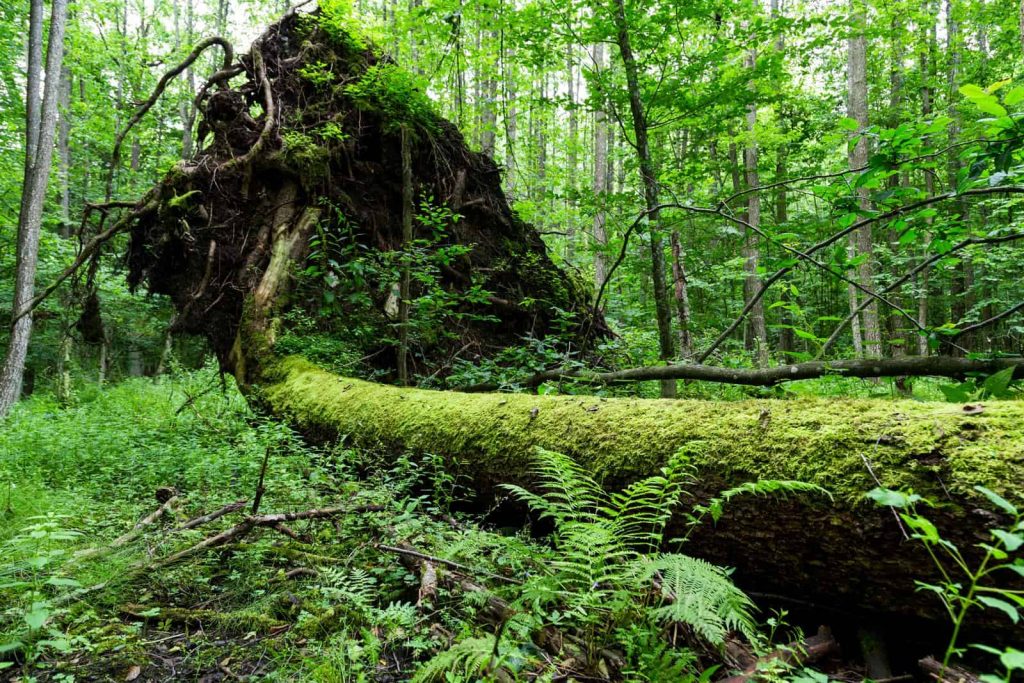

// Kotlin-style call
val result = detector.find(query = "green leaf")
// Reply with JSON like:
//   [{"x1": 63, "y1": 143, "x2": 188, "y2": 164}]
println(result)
[
  {"x1": 975, "y1": 486, "x2": 1019, "y2": 516},
  {"x1": 1005, "y1": 86, "x2": 1024, "y2": 107},
  {"x1": 45, "y1": 577, "x2": 82, "y2": 588},
  {"x1": 975, "y1": 99, "x2": 1009, "y2": 118},
  {"x1": 838, "y1": 117, "x2": 860, "y2": 132},
  {"x1": 982, "y1": 367, "x2": 1016, "y2": 398},
  {"x1": 978, "y1": 596, "x2": 1019, "y2": 623},
  {"x1": 1001, "y1": 648, "x2": 1024, "y2": 671},
  {"x1": 866, "y1": 488, "x2": 914, "y2": 508},
  {"x1": 24, "y1": 608, "x2": 49, "y2": 630},
  {"x1": 959, "y1": 84, "x2": 988, "y2": 99},
  {"x1": 992, "y1": 529, "x2": 1024, "y2": 552}
]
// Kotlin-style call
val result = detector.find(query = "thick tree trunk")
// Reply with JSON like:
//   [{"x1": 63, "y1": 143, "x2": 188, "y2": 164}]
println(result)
[{"x1": 260, "y1": 355, "x2": 1024, "y2": 638}]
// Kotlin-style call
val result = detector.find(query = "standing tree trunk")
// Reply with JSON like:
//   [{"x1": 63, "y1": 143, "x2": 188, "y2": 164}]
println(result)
[
  {"x1": 57, "y1": 65, "x2": 71, "y2": 236},
  {"x1": 591, "y1": 42, "x2": 609, "y2": 293},
  {"x1": 848, "y1": 0, "x2": 881, "y2": 357},
  {"x1": 502, "y1": 42, "x2": 518, "y2": 200},
  {"x1": 917, "y1": 6, "x2": 937, "y2": 356},
  {"x1": 397, "y1": 127, "x2": 414, "y2": 385},
  {"x1": 611, "y1": 0, "x2": 676, "y2": 397},
  {"x1": 0, "y1": 0, "x2": 70, "y2": 416},
  {"x1": 670, "y1": 230, "x2": 693, "y2": 359},
  {"x1": 565, "y1": 43, "x2": 578, "y2": 261},
  {"x1": 744, "y1": 32, "x2": 769, "y2": 368}
]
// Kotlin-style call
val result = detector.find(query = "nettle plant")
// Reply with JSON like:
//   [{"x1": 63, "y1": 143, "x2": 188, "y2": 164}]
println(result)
[{"x1": 867, "y1": 486, "x2": 1024, "y2": 680}]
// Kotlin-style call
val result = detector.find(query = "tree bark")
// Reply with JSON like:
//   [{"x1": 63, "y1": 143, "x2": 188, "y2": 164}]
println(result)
[
  {"x1": 591, "y1": 42, "x2": 609, "y2": 293},
  {"x1": 849, "y1": 0, "x2": 881, "y2": 357},
  {"x1": 57, "y1": 65, "x2": 71, "y2": 236},
  {"x1": 397, "y1": 126, "x2": 413, "y2": 385},
  {"x1": 744, "y1": 35, "x2": 769, "y2": 368},
  {"x1": 0, "y1": 0, "x2": 70, "y2": 415},
  {"x1": 670, "y1": 230, "x2": 693, "y2": 359},
  {"x1": 612, "y1": 0, "x2": 676, "y2": 397}
]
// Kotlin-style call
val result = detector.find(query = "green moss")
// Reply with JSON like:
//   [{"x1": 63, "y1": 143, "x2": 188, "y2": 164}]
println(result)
[
  {"x1": 259, "y1": 356, "x2": 1024, "y2": 505},
  {"x1": 282, "y1": 131, "x2": 331, "y2": 180},
  {"x1": 343, "y1": 64, "x2": 438, "y2": 135}
]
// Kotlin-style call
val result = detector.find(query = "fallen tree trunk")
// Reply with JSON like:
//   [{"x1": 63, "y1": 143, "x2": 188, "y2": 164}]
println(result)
[
  {"x1": 121, "y1": 8, "x2": 1024, "y2": 645},
  {"x1": 258, "y1": 356, "x2": 1024, "y2": 637}
]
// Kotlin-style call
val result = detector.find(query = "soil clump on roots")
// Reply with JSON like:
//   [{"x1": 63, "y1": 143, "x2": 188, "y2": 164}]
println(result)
[{"x1": 128, "y1": 6, "x2": 605, "y2": 382}]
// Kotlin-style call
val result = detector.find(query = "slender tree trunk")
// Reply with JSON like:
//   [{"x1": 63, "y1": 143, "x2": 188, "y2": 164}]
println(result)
[
  {"x1": 917, "y1": 5, "x2": 937, "y2": 356},
  {"x1": 565, "y1": 43, "x2": 578, "y2": 261},
  {"x1": 397, "y1": 127, "x2": 414, "y2": 385},
  {"x1": 670, "y1": 230, "x2": 693, "y2": 359},
  {"x1": 744, "y1": 38, "x2": 769, "y2": 368},
  {"x1": 25, "y1": 0, "x2": 43, "y2": 166},
  {"x1": 945, "y1": 0, "x2": 973, "y2": 355},
  {"x1": 0, "y1": 0, "x2": 70, "y2": 415},
  {"x1": 848, "y1": 0, "x2": 880, "y2": 357},
  {"x1": 612, "y1": 0, "x2": 675, "y2": 396},
  {"x1": 502, "y1": 40, "x2": 518, "y2": 200},
  {"x1": 55, "y1": 331, "x2": 73, "y2": 405},
  {"x1": 591, "y1": 43, "x2": 609, "y2": 292},
  {"x1": 57, "y1": 66, "x2": 71, "y2": 236},
  {"x1": 479, "y1": 33, "x2": 497, "y2": 157}
]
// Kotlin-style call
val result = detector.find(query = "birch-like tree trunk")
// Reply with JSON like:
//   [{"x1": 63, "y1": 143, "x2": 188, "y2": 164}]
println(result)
[
  {"x1": 590, "y1": 42, "x2": 608, "y2": 293},
  {"x1": 848, "y1": 0, "x2": 882, "y2": 357},
  {"x1": 743, "y1": 29, "x2": 769, "y2": 368},
  {"x1": 0, "y1": 0, "x2": 70, "y2": 415}
]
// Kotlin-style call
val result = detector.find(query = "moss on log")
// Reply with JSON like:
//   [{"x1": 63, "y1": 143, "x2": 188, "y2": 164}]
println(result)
[
  {"x1": 264, "y1": 356, "x2": 1022, "y2": 502},
  {"x1": 260, "y1": 356, "x2": 1024, "y2": 638}
]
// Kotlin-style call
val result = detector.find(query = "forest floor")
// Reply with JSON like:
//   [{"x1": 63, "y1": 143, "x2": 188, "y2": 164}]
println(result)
[{"x1": 0, "y1": 367, "x2": 970, "y2": 682}]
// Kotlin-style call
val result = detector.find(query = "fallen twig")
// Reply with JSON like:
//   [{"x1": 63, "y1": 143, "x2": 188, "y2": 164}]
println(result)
[
  {"x1": 377, "y1": 543, "x2": 522, "y2": 585},
  {"x1": 919, "y1": 656, "x2": 981, "y2": 683},
  {"x1": 72, "y1": 494, "x2": 180, "y2": 561},
  {"x1": 177, "y1": 499, "x2": 248, "y2": 531},
  {"x1": 718, "y1": 626, "x2": 839, "y2": 683}
]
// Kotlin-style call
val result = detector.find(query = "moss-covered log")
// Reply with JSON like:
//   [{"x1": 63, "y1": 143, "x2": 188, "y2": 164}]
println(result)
[
  {"x1": 258, "y1": 356, "x2": 1024, "y2": 639},
  {"x1": 122, "y1": 9, "x2": 1024, "y2": 645}
]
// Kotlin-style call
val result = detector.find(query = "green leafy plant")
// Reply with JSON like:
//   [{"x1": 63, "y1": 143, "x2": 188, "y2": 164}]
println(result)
[{"x1": 867, "y1": 486, "x2": 1024, "y2": 673}]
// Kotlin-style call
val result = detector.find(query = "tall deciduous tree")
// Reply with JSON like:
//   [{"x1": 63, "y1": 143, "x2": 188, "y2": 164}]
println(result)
[
  {"x1": 0, "y1": 0, "x2": 70, "y2": 415},
  {"x1": 848, "y1": 0, "x2": 881, "y2": 357},
  {"x1": 610, "y1": 0, "x2": 676, "y2": 397}
]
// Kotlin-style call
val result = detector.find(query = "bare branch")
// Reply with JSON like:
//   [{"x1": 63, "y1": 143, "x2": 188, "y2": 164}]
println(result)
[
  {"x1": 106, "y1": 36, "x2": 234, "y2": 199},
  {"x1": 458, "y1": 356, "x2": 1024, "y2": 391}
]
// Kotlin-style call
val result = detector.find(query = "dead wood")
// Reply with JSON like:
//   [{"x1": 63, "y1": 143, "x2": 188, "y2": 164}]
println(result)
[
  {"x1": 718, "y1": 626, "x2": 839, "y2": 683},
  {"x1": 919, "y1": 657, "x2": 982, "y2": 683}
]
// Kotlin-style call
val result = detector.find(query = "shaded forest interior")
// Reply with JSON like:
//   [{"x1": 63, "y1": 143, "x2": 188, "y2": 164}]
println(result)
[{"x1": 0, "y1": 0, "x2": 1023, "y2": 681}]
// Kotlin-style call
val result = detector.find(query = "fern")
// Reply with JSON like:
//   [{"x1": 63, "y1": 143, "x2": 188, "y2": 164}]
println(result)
[
  {"x1": 412, "y1": 635, "x2": 499, "y2": 682},
  {"x1": 318, "y1": 566, "x2": 376, "y2": 609},
  {"x1": 696, "y1": 480, "x2": 832, "y2": 526},
  {"x1": 633, "y1": 553, "x2": 756, "y2": 645}
]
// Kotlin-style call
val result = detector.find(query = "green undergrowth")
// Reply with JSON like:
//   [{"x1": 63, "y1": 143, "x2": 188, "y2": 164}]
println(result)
[{"x1": 0, "y1": 365, "x2": 823, "y2": 682}]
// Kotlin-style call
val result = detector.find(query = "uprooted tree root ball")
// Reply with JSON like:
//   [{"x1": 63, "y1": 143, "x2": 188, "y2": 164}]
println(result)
[{"x1": 126, "y1": 6, "x2": 606, "y2": 385}]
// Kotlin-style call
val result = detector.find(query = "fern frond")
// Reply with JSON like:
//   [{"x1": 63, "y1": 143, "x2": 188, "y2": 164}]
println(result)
[
  {"x1": 703, "y1": 480, "x2": 832, "y2": 523},
  {"x1": 411, "y1": 635, "x2": 498, "y2": 682},
  {"x1": 632, "y1": 553, "x2": 755, "y2": 645},
  {"x1": 500, "y1": 448, "x2": 608, "y2": 524}
]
